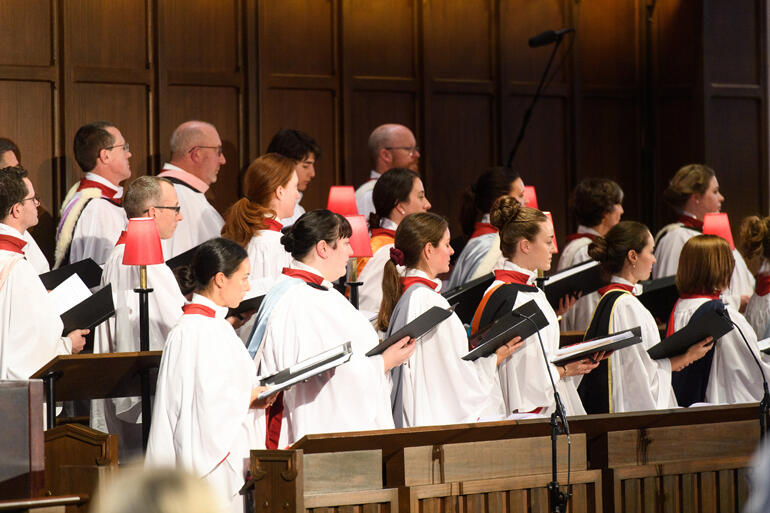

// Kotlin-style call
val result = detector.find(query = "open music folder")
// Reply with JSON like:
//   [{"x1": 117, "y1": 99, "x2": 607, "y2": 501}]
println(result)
[
  {"x1": 542, "y1": 260, "x2": 605, "y2": 309},
  {"x1": 39, "y1": 258, "x2": 102, "y2": 289},
  {"x1": 647, "y1": 309, "x2": 733, "y2": 360},
  {"x1": 365, "y1": 306, "x2": 454, "y2": 357},
  {"x1": 462, "y1": 299, "x2": 549, "y2": 361},
  {"x1": 258, "y1": 342, "x2": 353, "y2": 399},
  {"x1": 551, "y1": 326, "x2": 642, "y2": 366},
  {"x1": 442, "y1": 272, "x2": 495, "y2": 325}
]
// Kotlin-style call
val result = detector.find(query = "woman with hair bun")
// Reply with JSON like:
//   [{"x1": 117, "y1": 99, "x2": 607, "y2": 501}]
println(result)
[
  {"x1": 739, "y1": 215, "x2": 770, "y2": 338},
  {"x1": 146, "y1": 237, "x2": 272, "y2": 513},
  {"x1": 580, "y1": 221, "x2": 713, "y2": 414},
  {"x1": 358, "y1": 168, "x2": 431, "y2": 313},
  {"x1": 558, "y1": 178, "x2": 624, "y2": 332},
  {"x1": 653, "y1": 164, "x2": 754, "y2": 310},
  {"x1": 378, "y1": 212, "x2": 521, "y2": 427},
  {"x1": 470, "y1": 197, "x2": 593, "y2": 416},
  {"x1": 447, "y1": 167, "x2": 525, "y2": 290},
  {"x1": 248, "y1": 210, "x2": 416, "y2": 446}
]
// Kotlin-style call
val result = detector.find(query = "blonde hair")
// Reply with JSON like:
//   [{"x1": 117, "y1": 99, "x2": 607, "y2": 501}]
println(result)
[
  {"x1": 738, "y1": 215, "x2": 770, "y2": 262},
  {"x1": 489, "y1": 196, "x2": 547, "y2": 259},
  {"x1": 676, "y1": 235, "x2": 734, "y2": 295}
]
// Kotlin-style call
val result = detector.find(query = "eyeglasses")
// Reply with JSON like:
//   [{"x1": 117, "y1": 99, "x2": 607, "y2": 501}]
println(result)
[
  {"x1": 148, "y1": 205, "x2": 182, "y2": 214},
  {"x1": 20, "y1": 194, "x2": 40, "y2": 206},
  {"x1": 385, "y1": 145, "x2": 420, "y2": 155},
  {"x1": 105, "y1": 142, "x2": 130, "y2": 152},
  {"x1": 189, "y1": 145, "x2": 223, "y2": 157}
]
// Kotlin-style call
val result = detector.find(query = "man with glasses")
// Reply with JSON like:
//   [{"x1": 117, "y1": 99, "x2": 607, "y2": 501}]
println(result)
[
  {"x1": 54, "y1": 121, "x2": 131, "y2": 267},
  {"x1": 355, "y1": 124, "x2": 420, "y2": 220},
  {"x1": 158, "y1": 120, "x2": 225, "y2": 258},
  {"x1": 0, "y1": 166, "x2": 88, "y2": 380}
]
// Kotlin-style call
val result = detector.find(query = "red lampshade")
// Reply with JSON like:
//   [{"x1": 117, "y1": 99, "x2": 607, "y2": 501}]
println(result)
[
  {"x1": 345, "y1": 215, "x2": 373, "y2": 258},
  {"x1": 327, "y1": 186, "x2": 358, "y2": 216},
  {"x1": 524, "y1": 186, "x2": 538, "y2": 209},
  {"x1": 703, "y1": 212, "x2": 735, "y2": 250},
  {"x1": 122, "y1": 217, "x2": 164, "y2": 265},
  {"x1": 543, "y1": 211, "x2": 558, "y2": 253}
]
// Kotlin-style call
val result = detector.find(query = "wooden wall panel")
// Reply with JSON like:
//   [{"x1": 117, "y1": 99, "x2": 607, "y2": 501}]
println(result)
[
  {"x1": 0, "y1": 0, "x2": 53, "y2": 67},
  {"x1": 347, "y1": 0, "x2": 416, "y2": 78},
  {"x1": 68, "y1": 0, "x2": 147, "y2": 69},
  {"x1": 708, "y1": 2, "x2": 760, "y2": 85}
]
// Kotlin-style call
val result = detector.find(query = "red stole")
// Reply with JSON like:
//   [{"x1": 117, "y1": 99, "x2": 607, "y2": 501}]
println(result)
[
  {"x1": 598, "y1": 283, "x2": 634, "y2": 296},
  {"x1": 666, "y1": 293, "x2": 721, "y2": 336},
  {"x1": 281, "y1": 267, "x2": 325, "y2": 286},
  {"x1": 77, "y1": 179, "x2": 121, "y2": 204},
  {"x1": 115, "y1": 231, "x2": 128, "y2": 247},
  {"x1": 756, "y1": 274, "x2": 770, "y2": 296},
  {"x1": 400, "y1": 276, "x2": 439, "y2": 292},
  {"x1": 0, "y1": 234, "x2": 27, "y2": 254},
  {"x1": 182, "y1": 303, "x2": 216, "y2": 318},
  {"x1": 566, "y1": 233, "x2": 598, "y2": 243},
  {"x1": 470, "y1": 223, "x2": 497, "y2": 239},
  {"x1": 493, "y1": 269, "x2": 532, "y2": 285},
  {"x1": 371, "y1": 227, "x2": 396, "y2": 238},
  {"x1": 678, "y1": 215, "x2": 703, "y2": 231},
  {"x1": 262, "y1": 218, "x2": 283, "y2": 232}
]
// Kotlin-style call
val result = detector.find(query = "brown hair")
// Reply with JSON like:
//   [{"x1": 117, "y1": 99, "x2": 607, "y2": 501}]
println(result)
[
  {"x1": 663, "y1": 164, "x2": 715, "y2": 210},
  {"x1": 459, "y1": 166, "x2": 521, "y2": 237},
  {"x1": 588, "y1": 221, "x2": 650, "y2": 276},
  {"x1": 221, "y1": 153, "x2": 295, "y2": 247},
  {"x1": 571, "y1": 178, "x2": 624, "y2": 227},
  {"x1": 676, "y1": 235, "x2": 734, "y2": 295},
  {"x1": 378, "y1": 212, "x2": 447, "y2": 331},
  {"x1": 738, "y1": 215, "x2": 770, "y2": 263},
  {"x1": 489, "y1": 196, "x2": 547, "y2": 259}
]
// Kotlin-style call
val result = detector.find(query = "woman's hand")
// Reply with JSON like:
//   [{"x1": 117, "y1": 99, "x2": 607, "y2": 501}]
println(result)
[
  {"x1": 66, "y1": 329, "x2": 90, "y2": 354},
  {"x1": 555, "y1": 293, "x2": 580, "y2": 316},
  {"x1": 382, "y1": 336, "x2": 417, "y2": 373},
  {"x1": 227, "y1": 309, "x2": 256, "y2": 329},
  {"x1": 250, "y1": 386, "x2": 277, "y2": 409},
  {"x1": 560, "y1": 355, "x2": 601, "y2": 377},
  {"x1": 495, "y1": 336, "x2": 524, "y2": 365},
  {"x1": 670, "y1": 336, "x2": 714, "y2": 372}
]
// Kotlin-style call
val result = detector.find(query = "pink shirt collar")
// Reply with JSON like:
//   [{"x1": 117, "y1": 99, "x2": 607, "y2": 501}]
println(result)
[{"x1": 159, "y1": 163, "x2": 209, "y2": 193}]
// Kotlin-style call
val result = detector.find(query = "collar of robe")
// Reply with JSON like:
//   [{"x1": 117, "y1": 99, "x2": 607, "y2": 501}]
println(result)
[
  {"x1": 666, "y1": 292, "x2": 722, "y2": 336},
  {"x1": 262, "y1": 217, "x2": 283, "y2": 232},
  {"x1": 598, "y1": 282, "x2": 634, "y2": 296},
  {"x1": 77, "y1": 178, "x2": 122, "y2": 205},
  {"x1": 182, "y1": 303, "x2": 217, "y2": 318},
  {"x1": 756, "y1": 274, "x2": 770, "y2": 296},
  {"x1": 371, "y1": 227, "x2": 396, "y2": 238},
  {"x1": 494, "y1": 269, "x2": 534, "y2": 286},
  {"x1": 282, "y1": 267, "x2": 328, "y2": 290},
  {"x1": 115, "y1": 231, "x2": 128, "y2": 246},
  {"x1": 400, "y1": 276, "x2": 439, "y2": 292},
  {"x1": 678, "y1": 215, "x2": 703, "y2": 231},
  {"x1": 470, "y1": 222, "x2": 497, "y2": 239},
  {"x1": 0, "y1": 234, "x2": 27, "y2": 254},
  {"x1": 566, "y1": 232, "x2": 598, "y2": 243}
]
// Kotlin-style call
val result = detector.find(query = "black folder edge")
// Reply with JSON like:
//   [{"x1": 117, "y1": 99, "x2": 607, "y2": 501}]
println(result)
[
  {"x1": 60, "y1": 284, "x2": 115, "y2": 334},
  {"x1": 40, "y1": 258, "x2": 102, "y2": 289},
  {"x1": 258, "y1": 342, "x2": 353, "y2": 399},
  {"x1": 758, "y1": 338, "x2": 770, "y2": 355},
  {"x1": 542, "y1": 260, "x2": 604, "y2": 309},
  {"x1": 550, "y1": 326, "x2": 643, "y2": 366},
  {"x1": 165, "y1": 244, "x2": 201, "y2": 270},
  {"x1": 227, "y1": 294, "x2": 265, "y2": 318},
  {"x1": 462, "y1": 299, "x2": 549, "y2": 361},
  {"x1": 637, "y1": 275, "x2": 678, "y2": 321},
  {"x1": 441, "y1": 272, "x2": 495, "y2": 324},
  {"x1": 365, "y1": 306, "x2": 453, "y2": 357},
  {"x1": 647, "y1": 309, "x2": 733, "y2": 360}
]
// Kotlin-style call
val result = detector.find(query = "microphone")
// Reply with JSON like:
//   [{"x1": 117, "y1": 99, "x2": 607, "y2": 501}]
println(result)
[{"x1": 528, "y1": 28, "x2": 575, "y2": 48}]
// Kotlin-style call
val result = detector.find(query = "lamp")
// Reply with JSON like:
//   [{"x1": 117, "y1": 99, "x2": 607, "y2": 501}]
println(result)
[
  {"x1": 121, "y1": 217, "x2": 164, "y2": 451},
  {"x1": 543, "y1": 211, "x2": 558, "y2": 253},
  {"x1": 703, "y1": 213, "x2": 735, "y2": 250},
  {"x1": 344, "y1": 215, "x2": 372, "y2": 309},
  {"x1": 327, "y1": 186, "x2": 358, "y2": 216},
  {"x1": 524, "y1": 186, "x2": 539, "y2": 209}
]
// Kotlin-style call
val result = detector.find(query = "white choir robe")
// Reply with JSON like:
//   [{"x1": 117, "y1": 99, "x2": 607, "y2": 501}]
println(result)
[
  {"x1": 671, "y1": 297, "x2": 770, "y2": 404},
  {"x1": 391, "y1": 269, "x2": 505, "y2": 426},
  {"x1": 599, "y1": 278, "x2": 677, "y2": 411},
  {"x1": 0, "y1": 224, "x2": 49, "y2": 274},
  {"x1": 0, "y1": 247, "x2": 71, "y2": 380},
  {"x1": 448, "y1": 233, "x2": 501, "y2": 290},
  {"x1": 745, "y1": 262, "x2": 770, "y2": 340},
  {"x1": 146, "y1": 294, "x2": 265, "y2": 513},
  {"x1": 491, "y1": 261, "x2": 586, "y2": 416},
  {"x1": 281, "y1": 192, "x2": 305, "y2": 227},
  {"x1": 557, "y1": 227, "x2": 600, "y2": 332},
  {"x1": 255, "y1": 262, "x2": 394, "y2": 444},
  {"x1": 91, "y1": 242, "x2": 185, "y2": 460},
  {"x1": 69, "y1": 198, "x2": 127, "y2": 266},
  {"x1": 354, "y1": 171, "x2": 380, "y2": 221}
]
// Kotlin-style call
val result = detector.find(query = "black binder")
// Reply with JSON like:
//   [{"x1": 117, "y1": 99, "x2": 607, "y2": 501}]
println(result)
[
  {"x1": 638, "y1": 275, "x2": 678, "y2": 322},
  {"x1": 60, "y1": 284, "x2": 115, "y2": 334},
  {"x1": 442, "y1": 272, "x2": 495, "y2": 324},
  {"x1": 463, "y1": 299, "x2": 549, "y2": 361},
  {"x1": 39, "y1": 258, "x2": 102, "y2": 289},
  {"x1": 365, "y1": 306, "x2": 453, "y2": 357},
  {"x1": 165, "y1": 243, "x2": 202, "y2": 270},
  {"x1": 258, "y1": 342, "x2": 353, "y2": 399},
  {"x1": 227, "y1": 294, "x2": 265, "y2": 318},
  {"x1": 647, "y1": 309, "x2": 732, "y2": 360},
  {"x1": 551, "y1": 326, "x2": 642, "y2": 365},
  {"x1": 542, "y1": 260, "x2": 605, "y2": 309}
]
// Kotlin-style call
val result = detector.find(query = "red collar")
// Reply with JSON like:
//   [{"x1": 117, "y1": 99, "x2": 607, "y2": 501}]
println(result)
[
  {"x1": 666, "y1": 293, "x2": 722, "y2": 336},
  {"x1": 0, "y1": 234, "x2": 27, "y2": 254},
  {"x1": 371, "y1": 227, "x2": 396, "y2": 238},
  {"x1": 400, "y1": 276, "x2": 438, "y2": 292},
  {"x1": 77, "y1": 178, "x2": 121, "y2": 204},
  {"x1": 115, "y1": 231, "x2": 127, "y2": 246},
  {"x1": 756, "y1": 274, "x2": 770, "y2": 296},
  {"x1": 598, "y1": 282, "x2": 634, "y2": 296},
  {"x1": 182, "y1": 303, "x2": 216, "y2": 318},
  {"x1": 282, "y1": 267, "x2": 325, "y2": 286},
  {"x1": 678, "y1": 215, "x2": 703, "y2": 231},
  {"x1": 470, "y1": 222, "x2": 498, "y2": 239},
  {"x1": 566, "y1": 232, "x2": 598, "y2": 243},
  {"x1": 494, "y1": 269, "x2": 532, "y2": 286},
  {"x1": 263, "y1": 218, "x2": 283, "y2": 232}
]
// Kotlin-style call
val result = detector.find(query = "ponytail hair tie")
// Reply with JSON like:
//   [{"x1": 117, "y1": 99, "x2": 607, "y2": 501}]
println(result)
[{"x1": 389, "y1": 247, "x2": 406, "y2": 266}]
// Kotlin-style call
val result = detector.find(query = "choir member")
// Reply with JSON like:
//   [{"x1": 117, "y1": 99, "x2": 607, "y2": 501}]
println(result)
[
  {"x1": 357, "y1": 168, "x2": 431, "y2": 314},
  {"x1": 0, "y1": 162, "x2": 49, "y2": 273},
  {"x1": 378, "y1": 212, "x2": 521, "y2": 427},
  {"x1": 0, "y1": 166, "x2": 88, "y2": 379},
  {"x1": 158, "y1": 121, "x2": 226, "y2": 258},
  {"x1": 558, "y1": 178, "x2": 624, "y2": 332},
  {"x1": 55, "y1": 122, "x2": 130, "y2": 267},
  {"x1": 669, "y1": 235, "x2": 770, "y2": 405},
  {"x1": 470, "y1": 197, "x2": 594, "y2": 416},
  {"x1": 265, "y1": 129, "x2": 321, "y2": 226},
  {"x1": 447, "y1": 167, "x2": 525, "y2": 290},
  {"x1": 146, "y1": 238, "x2": 271, "y2": 513},
  {"x1": 0, "y1": 138, "x2": 20, "y2": 168},
  {"x1": 249, "y1": 210, "x2": 415, "y2": 445},
  {"x1": 738, "y1": 215, "x2": 770, "y2": 339},
  {"x1": 579, "y1": 221, "x2": 712, "y2": 413},
  {"x1": 653, "y1": 164, "x2": 754, "y2": 310},
  {"x1": 91, "y1": 176, "x2": 186, "y2": 460}
]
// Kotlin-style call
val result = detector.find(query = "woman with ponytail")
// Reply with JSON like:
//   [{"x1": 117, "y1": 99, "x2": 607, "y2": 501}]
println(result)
[
  {"x1": 739, "y1": 216, "x2": 770, "y2": 338},
  {"x1": 357, "y1": 168, "x2": 431, "y2": 313},
  {"x1": 469, "y1": 197, "x2": 592, "y2": 416},
  {"x1": 579, "y1": 221, "x2": 712, "y2": 414},
  {"x1": 248, "y1": 210, "x2": 416, "y2": 446},
  {"x1": 147, "y1": 238, "x2": 272, "y2": 513},
  {"x1": 378, "y1": 212, "x2": 521, "y2": 427},
  {"x1": 447, "y1": 167, "x2": 524, "y2": 290}
]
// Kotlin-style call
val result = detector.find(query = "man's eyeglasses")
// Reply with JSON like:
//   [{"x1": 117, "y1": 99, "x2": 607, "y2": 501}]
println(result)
[
  {"x1": 385, "y1": 145, "x2": 420, "y2": 155},
  {"x1": 189, "y1": 145, "x2": 223, "y2": 157},
  {"x1": 105, "y1": 142, "x2": 130, "y2": 152},
  {"x1": 20, "y1": 195, "x2": 40, "y2": 206},
  {"x1": 148, "y1": 205, "x2": 182, "y2": 214}
]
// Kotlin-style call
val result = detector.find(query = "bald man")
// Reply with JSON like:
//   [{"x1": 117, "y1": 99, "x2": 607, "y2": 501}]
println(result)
[
  {"x1": 355, "y1": 124, "x2": 420, "y2": 220},
  {"x1": 158, "y1": 120, "x2": 225, "y2": 258}
]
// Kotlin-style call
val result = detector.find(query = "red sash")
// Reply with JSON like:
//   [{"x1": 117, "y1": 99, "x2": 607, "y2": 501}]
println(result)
[
  {"x1": 470, "y1": 222, "x2": 497, "y2": 240},
  {"x1": 678, "y1": 215, "x2": 703, "y2": 231},
  {"x1": 281, "y1": 267, "x2": 324, "y2": 286},
  {"x1": 400, "y1": 276, "x2": 438, "y2": 292},
  {"x1": 262, "y1": 218, "x2": 283, "y2": 232},
  {"x1": 493, "y1": 269, "x2": 532, "y2": 285},
  {"x1": 666, "y1": 293, "x2": 721, "y2": 336},
  {"x1": 566, "y1": 233, "x2": 597, "y2": 243},
  {"x1": 77, "y1": 179, "x2": 121, "y2": 204},
  {"x1": 597, "y1": 283, "x2": 634, "y2": 296},
  {"x1": 181, "y1": 303, "x2": 216, "y2": 318},
  {"x1": 371, "y1": 227, "x2": 396, "y2": 238},
  {"x1": 756, "y1": 274, "x2": 770, "y2": 297},
  {"x1": 0, "y1": 234, "x2": 27, "y2": 254}
]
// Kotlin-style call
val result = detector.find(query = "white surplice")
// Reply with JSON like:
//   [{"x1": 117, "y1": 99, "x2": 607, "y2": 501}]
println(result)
[
  {"x1": 745, "y1": 261, "x2": 770, "y2": 339},
  {"x1": 557, "y1": 226, "x2": 600, "y2": 332},
  {"x1": 146, "y1": 293, "x2": 265, "y2": 513},
  {"x1": 354, "y1": 171, "x2": 380, "y2": 221},
  {"x1": 357, "y1": 218, "x2": 398, "y2": 314},
  {"x1": 391, "y1": 269, "x2": 505, "y2": 426},
  {"x1": 255, "y1": 261, "x2": 394, "y2": 444},
  {"x1": 0, "y1": 224, "x2": 49, "y2": 274},
  {"x1": 447, "y1": 215, "x2": 501, "y2": 290}
]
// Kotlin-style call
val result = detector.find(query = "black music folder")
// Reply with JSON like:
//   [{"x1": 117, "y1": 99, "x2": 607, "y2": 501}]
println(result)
[
  {"x1": 258, "y1": 342, "x2": 353, "y2": 399},
  {"x1": 365, "y1": 306, "x2": 453, "y2": 357},
  {"x1": 463, "y1": 299, "x2": 549, "y2": 361},
  {"x1": 647, "y1": 309, "x2": 732, "y2": 360},
  {"x1": 40, "y1": 258, "x2": 102, "y2": 289},
  {"x1": 638, "y1": 275, "x2": 678, "y2": 322},
  {"x1": 228, "y1": 294, "x2": 265, "y2": 318},
  {"x1": 60, "y1": 284, "x2": 115, "y2": 334},
  {"x1": 165, "y1": 243, "x2": 202, "y2": 270},
  {"x1": 442, "y1": 272, "x2": 495, "y2": 324},
  {"x1": 551, "y1": 326, "x2": 642, "y2": 365},
  {"x1": 542, "y1": 260, "x2": 605, "y2": 309}
]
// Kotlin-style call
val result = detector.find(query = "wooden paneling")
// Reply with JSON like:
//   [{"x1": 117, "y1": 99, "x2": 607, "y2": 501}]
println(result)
[
  {"x1": 346, "y1": 0, "x2": 416, "y2": 78},
  {"x1": 0, "y1": 0, "x2": 53, "y2": 67},
  {"x1": 708, "y1": 2, "x2": 760, "y2": 85}
]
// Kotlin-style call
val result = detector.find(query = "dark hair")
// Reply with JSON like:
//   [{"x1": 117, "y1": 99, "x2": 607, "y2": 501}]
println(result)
[
  {"x1": 571, "y1": 178, "x2": 624, "y2": 227},
  {"x1": 676, "y1": 235, "x2": 734, "y2": 294},
  {"x1": 0, "y1": 138, "x2": 21, "y2": 164},
  {"x1": 489, "y1": 196, "x2": 547, "y2": 259},
  {"x1": 663, "y1": 164, "x2": 716, "y2": 210},
  {"x1": 281, "y1": 209, "x2": 352, "y2": 260},
  {"x1": 378, "y1": 212, "x2": 447, "y2": 331},
  {"x1": 73, "y1": 121, "x2": 116, "y2": 172},
  {"x1": 460, "y1": 166, "x2": 521, "y2": 237},
  {"x1": 176, "y1": 237, "x2": 248, "y2": 295},
  {"x1": 266, "y1": 129, "x2": 321, "y2": 161},
  {"x1": 0, "y1": 166, "x2": 30, "y2": 220},
  {"x1": 739, "y1": 215, "x2": 770, "y2": 262},
  {"x1": 369, "y1": 167, "x2": 420, "y2": 228},
  {"x1": 587, "y1": 221, "x2": 650, "y2": 276}
]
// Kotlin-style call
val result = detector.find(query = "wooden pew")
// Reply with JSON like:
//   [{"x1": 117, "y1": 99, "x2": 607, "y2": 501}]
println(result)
[{"x1": 0, "y1": 381, "x2": 45, "y2": 499}]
